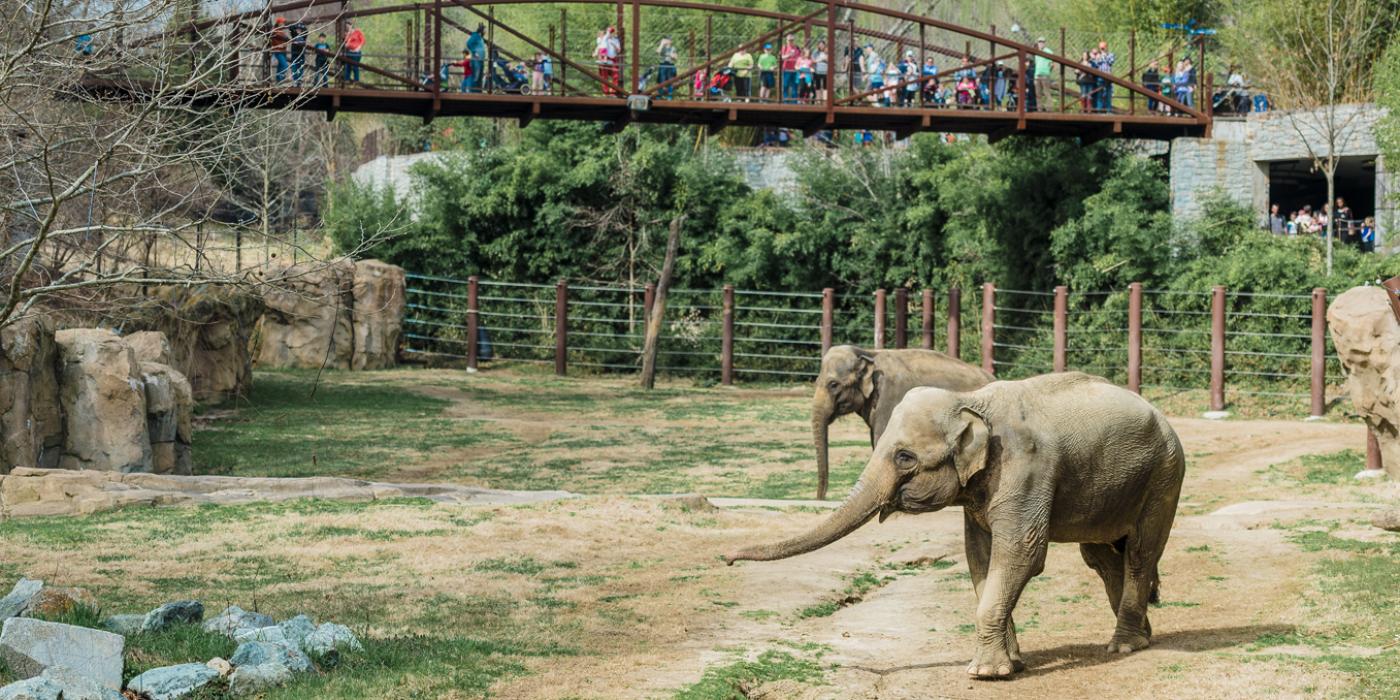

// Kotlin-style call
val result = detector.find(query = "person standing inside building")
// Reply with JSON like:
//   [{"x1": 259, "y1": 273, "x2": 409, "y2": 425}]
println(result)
[
  {"x1": 343, "y1": 21, "x2": 365, "y2": 84},
  {"x1": 1360, "y1": 217, "x2": 1376, "y2": 253}
]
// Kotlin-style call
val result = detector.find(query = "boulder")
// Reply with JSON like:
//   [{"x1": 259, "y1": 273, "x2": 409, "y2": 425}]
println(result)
[
  {"x1": 0, "y1": 317, "x2": 63, "y2": 473},
  {"x1": 100, "y1": 614, "x2": 145, "y2": 636},
  {"x1": 123, "y1": 331, "x2": 173, "y2": 366},
  {"x1": 232, "y1": 626, "x2": 291, "y2": 646},
  {"x1": 141, "y1": 600, "x2": 204, "y2": 632},
  {"x1": 53, "y1": 329, "x2": 151, "y2": 473},
  {"x1": 1373, "y1": 509, "x2": 1400, "y2": 532},
  {"x1": 0, "y1": 618, "x2": 124, "y2": 689},
  {"x1": 138, "y1": 363, "x2": 193, "y2": 475},
  {"x1": 203, "y1": 606, "x2": 275, "y2": 638},
  {"x1": 206, "y1": 657, "x2": 233, "y2": 678},
  {"x1": 256, "y1": 260, "x2": 356, "y2": 370},
  {"x1": 0, "y1": 579, "x2": 42, "y2": 621},
  {"x1": 0, "y1": 676, "x2": 60, "y2": 700},
  {"x1": 229, "y1": 640, "x2": 312, "y2": 673},
  {"x1": 277, "y1": 614, "x2": 316, "y2": 651},
  {"x1": 126, "y1": 663, "x2": 220, "y2": 700},
  {"x1": 29, "y1": 667, "x2": 122, "y2": 700},
  {"x1": 125, "y1": 287, "x2": 265, "y2": 405},
  {"x1": 302, "y1": 622, "x2": 362, "y2": 655},
  {"x1": 1328, "y1": 286, "x2": 1400, "y2": 479},
  {"x1": 351, "y1": 259, "x2": 406, "y2": 370},
  {"x1": 228, "y1": 662, "x2": 291, "y2": 695}
]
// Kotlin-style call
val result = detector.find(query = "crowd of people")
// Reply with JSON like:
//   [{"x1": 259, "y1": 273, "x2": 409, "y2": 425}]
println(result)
[{"x1": 1263, "y1": 198, "x2": 1377, "y2": 253}]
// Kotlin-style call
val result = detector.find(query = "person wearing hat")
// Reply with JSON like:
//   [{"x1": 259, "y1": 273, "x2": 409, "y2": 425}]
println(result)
[
  {"x1": 757, "y1": 43, "x2": 778, "y2": 100},
  {"x1": 899, "y1": 50, "x2": 919, "y2": 107},
  {"x1": 1033, "y1": 38, "x2": 1053, "y2": 111},
  {"x1": 269, "y1": 17, "x2": 290, "y2": 83}
]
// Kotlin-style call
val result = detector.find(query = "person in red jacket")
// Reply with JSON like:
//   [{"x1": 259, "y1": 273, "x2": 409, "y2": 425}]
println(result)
[
  {"x1": 269, "y1": 17, "x2": 290, "y2": 83},
  {"x1": 343, "y1": 21, "x2": 365, "y2": 84},
  {"x1": 779, "y1": 36, "x2": 800, "y2": 102}
]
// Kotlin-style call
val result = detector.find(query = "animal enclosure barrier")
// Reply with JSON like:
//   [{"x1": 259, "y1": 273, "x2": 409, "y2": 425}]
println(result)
[{"x1": 402, "y1": 272, "x2": 1346, "y2": 417}]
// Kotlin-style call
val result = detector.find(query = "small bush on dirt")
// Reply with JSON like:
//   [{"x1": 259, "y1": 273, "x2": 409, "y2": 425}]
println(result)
[{"x1": 672, "y1": 650, "x2": 824, "y2": 700}]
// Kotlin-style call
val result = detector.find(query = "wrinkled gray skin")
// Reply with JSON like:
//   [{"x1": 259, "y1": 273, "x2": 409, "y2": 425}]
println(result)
[
  {"x1": 812, "y1": 345, "x2": 992, "y2": 500},
  {"x1": 728, "y1": 373, "x2": 1185, "y2": 679}
]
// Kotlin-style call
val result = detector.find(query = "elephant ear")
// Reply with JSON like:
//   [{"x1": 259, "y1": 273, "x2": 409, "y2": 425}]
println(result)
[
  {"x1": 858, "y1": 353, "x2": 878, "y2": 400},
  {"x1": 952, "y1": 407, "x2": 990, "y2": 487}
]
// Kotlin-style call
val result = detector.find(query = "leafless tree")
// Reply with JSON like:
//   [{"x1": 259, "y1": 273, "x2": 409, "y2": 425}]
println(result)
[
  {"x1": 1239, "y1": 0, "x2": 1384, "y2": 274},
  {"x1": 0, "y1": 0, "x2": 381, "y2": 330}
]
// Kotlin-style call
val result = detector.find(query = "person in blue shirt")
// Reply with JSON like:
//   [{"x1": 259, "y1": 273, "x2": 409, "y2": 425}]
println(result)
[
  {"x1": 312, "y1": 34, "x2": 332, "y2": 87},
  {"x1": 465, "y1": 24, "x2": 486, "y2": 92},
  {"x1": 1360, "y1": 217, "x2": 1376, "y2": 253}
]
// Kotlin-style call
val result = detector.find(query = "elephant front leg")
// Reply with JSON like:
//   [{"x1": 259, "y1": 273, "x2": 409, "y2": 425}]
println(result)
[
  {"x1": 965, "y1": 513, "x2": 1023, "y2": 672},
  {"x1": 967, "y1": 533, "x2": 1046, "y2": 679}
]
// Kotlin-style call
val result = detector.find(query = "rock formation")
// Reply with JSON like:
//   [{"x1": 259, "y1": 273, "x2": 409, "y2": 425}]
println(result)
[
  {"x1": 125, "y1": 286, "x2": 264, "y2": 404},
  {"x1": 257, "y1": 260, "x2": 356, "y2": 369},
  {"x1": 138, "y1": 361, "x2": 193, "y2": 475},
  {"x1": 1327, "y1": 285, "x2": 1400, "y2": 479},
  {"x1": 53, "y1": 329, "x2": 151, "y2": 473},
  {"x1": 0, "y1": 318, "x2": 62, "y2": 473},
  {"x1": 351, "y1": 259, "x2": 406, "y2": 370}
]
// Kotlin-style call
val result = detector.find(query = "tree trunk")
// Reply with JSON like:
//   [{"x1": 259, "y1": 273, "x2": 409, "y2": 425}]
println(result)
[
  {"x1": 639, "y1": 215, "x2": 685, "y2": 390},
  {"x1": 1325, "y1": 168, "x2": 1335, "y2": 275}
]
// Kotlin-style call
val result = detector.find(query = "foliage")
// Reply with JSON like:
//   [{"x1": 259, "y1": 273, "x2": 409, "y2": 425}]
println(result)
[{"x1": 1377, "y1": 40, "x2": 1400, "y2": 175}]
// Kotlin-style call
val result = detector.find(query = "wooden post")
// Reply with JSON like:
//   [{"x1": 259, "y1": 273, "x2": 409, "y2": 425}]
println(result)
[
  {"x1": 873, "y1": 289, "x2": 886, "y2": 349},
  {"x1": 1311, "y1": 288, "x2": 1327, "y2": 417},
  {"x1": 722, "y1": 285, "x2": 735, "y2": 385},
  {"x1": 1210, "y1": 285, "x2": 1226, "y2": 411},
  {"x1": 555, "y1": 279, "x2": 568, "y2": 376},
  {"x1": 640, "y1": 216, "x2": 684, "y2": 388},
  {"x1": 467, "y1": 276, "x2": 480, "y2": 370},
  {"x1": 433, "y1": 0, "x2": 442, "y2": 102},
  {"x1": 1128, "y1": 282, "x2": 1142, "y2": 393},
  {"x1": 1053, "y1": 285, "x2": 1067, "y2": 372},
  {"x1": 827, "y1": 0, "x2": 837, "y2": 112},
  {"x1": 894, "y1": 288, "x2": 908, "y2": 349},
  {"x1": 1128, "y1": 29, "x2": 1136, "y2": 115},
  {"x1": 630, "y1": 0, "x2": 639, "y2": 93},
  {"x1": 821, "y1": 288, "x2": 834, "y2": 354},
  {"x1": 616, "y1": 1, "x2": 625, "y2": 91},
  {"x1": 1367, "y1": 427, "x2": 1382, "y2": 471},
  {"x1": 981, "y1": 283, "x2": 995, "y2": 376},
  {"x1": 947, "y1": 287, "x2": 961, "y2": 359},
  {"x1": 1059, "y1": 27, "x2": 1066, "y2": 112},
  {"x1": 643, "y1": 282, "x2": 655, "y2": 327},
  {"x1": 921, "y1": 289, "x2": 934, "y2": 349}
]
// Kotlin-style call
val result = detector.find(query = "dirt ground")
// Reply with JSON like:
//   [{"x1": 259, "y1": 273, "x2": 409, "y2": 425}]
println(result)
[{"x1": 8, "y1": 369, "x2": 1398, "y2": 699}]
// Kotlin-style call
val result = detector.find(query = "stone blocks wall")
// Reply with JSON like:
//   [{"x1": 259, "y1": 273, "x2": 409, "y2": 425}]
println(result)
[{"x1": 0, "y1": 318, "x2": 63, "y2": 472}]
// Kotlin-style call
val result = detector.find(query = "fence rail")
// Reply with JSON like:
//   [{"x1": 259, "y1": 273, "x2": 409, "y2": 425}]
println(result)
[{"x1": 404, "y1": 273, "x2": 1347, "y2": 417}]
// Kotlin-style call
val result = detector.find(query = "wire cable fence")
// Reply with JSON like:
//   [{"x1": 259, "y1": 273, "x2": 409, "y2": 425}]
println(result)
[{"x1": 405, "y1": 274, "x2": 1343, "y2": 413}]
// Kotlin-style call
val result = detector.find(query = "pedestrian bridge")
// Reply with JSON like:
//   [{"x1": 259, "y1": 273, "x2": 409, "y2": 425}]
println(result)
[{"x1": 80, "y1": 0, "x2": 1212, "y2": 141}]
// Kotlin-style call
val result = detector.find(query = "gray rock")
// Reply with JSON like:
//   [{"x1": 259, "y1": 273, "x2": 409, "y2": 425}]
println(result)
[
  {"x1": 126, "y1": 663, "x2": 221, "y2": 700},
  {"x1": 232, "y1": 626, "x2": 290, "y2": 646},
  {"x1": 141, "y1": 601, "x2": 204, "y2": 632},
  {"x1": 0, "y1": 677, "x2": 60, "y2": 700},
  {"x1": 100, "y1": 614, "x2": 145, "y2": 636},
  {"x1": 303, "y1": 622, "x2": 362, "y2": 655},
  {"x1": 33, "y1": 667, "x2": 123, "y2": 700},
  {"x1": 202, "y1": 606, "x2": 275, "y2": 637},
  {"x1": 229, "y1": 640, "x2": 312, "y2": 673},
  {"x1": 277, "y1": 614, "x2": 316, "y2": 650},
  {"x1": 1374, "y1": 508, "x2": 1400, "y2": 532},
  {"x1": 228, "y1": 663, "x2": 292, "y2": 695},
  {"x1": 0, "y1": 618, "x2": 123, "y2": 689},
  {"x1": 0, "y1": 580, "x2": 42, "y2": 621}
]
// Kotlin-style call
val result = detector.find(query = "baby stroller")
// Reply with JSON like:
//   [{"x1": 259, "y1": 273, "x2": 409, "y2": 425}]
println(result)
[
  {"x1": 490, "y1": 58, "x2": 531, "y2": 94},
  {"x1": 708, "y1": 67, "x2": 734, "y2": 98}
]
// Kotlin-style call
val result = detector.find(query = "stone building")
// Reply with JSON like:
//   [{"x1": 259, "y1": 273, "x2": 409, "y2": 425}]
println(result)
[{"x1": 1170, "y1": 104, "x2": 1392, "y2": 244}]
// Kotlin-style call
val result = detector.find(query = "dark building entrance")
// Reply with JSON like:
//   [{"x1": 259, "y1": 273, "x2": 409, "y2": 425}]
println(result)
[{"x1": 1267, "y1": 156, "x2": 1377, "y2": 223}]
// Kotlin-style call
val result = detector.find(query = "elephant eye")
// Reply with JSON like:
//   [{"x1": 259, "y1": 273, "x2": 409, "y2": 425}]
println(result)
[
  {"x1": 827, "y1": 380, "x2": 839, "y2": 390},
  {"x1": 895, "y1": 450, "x2": 918, "y2": 471}
]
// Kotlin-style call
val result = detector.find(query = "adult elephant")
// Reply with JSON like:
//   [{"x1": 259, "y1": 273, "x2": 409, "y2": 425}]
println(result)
[
  {"x1": 727, "y1": 373, "x2": 1186, "y2": 679},
  {"x1": 812, "y1": 345, "x2": 991, "y2": 500}
]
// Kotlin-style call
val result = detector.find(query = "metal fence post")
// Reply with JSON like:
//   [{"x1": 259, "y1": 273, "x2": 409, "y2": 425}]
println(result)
[
  {"x1": 1053, "y1": 285, "x2": 1067, "y2": 372},
  {"x1": 1311, "y1": 287, "x2": 1327, "y2": 417},
  {"x1": 466, "y1": 275, "x2": 479, "y2": 370},
  {"x1": 981, "y1": 283, "x2": 995, "y2": 376},
  {"x1": 1128, "y1": 282, "x2": 1142, "y2": 393},
  {"x1": 555, "y1": 279, "x2": 568, "y2": 376},
  {"x1": 921, "y1": 289, "x2": 934, "y2": 350},
  {"x1": 1210, "y1": 285, "x2": 1226, "y2": 411},
  {"x1": 894, "y1": 288, "x2": 908, "y2": 349},
  {"x1": 821, "y1": 288, "x2": 834, "y2": 355},
  {"x1": 948, "y1": 287, "x2": 961, "y2": 360},
  {"x1": 722, "y1": 285, "x2": 735, "y2": 385},
  {"x1": 873, "y1": 289, "x2": 886, "y2": 349}
]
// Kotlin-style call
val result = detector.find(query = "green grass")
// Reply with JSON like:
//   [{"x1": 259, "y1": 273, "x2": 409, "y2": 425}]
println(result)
[
  {"x1": 672, "y1": 650, "x2": 824, "y2": 700},
  {"x1": 1266, "y1": 450, "x2": 1368, "y2": 486}
]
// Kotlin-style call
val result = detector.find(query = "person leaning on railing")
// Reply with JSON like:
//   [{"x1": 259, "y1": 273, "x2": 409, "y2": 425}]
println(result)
[
  {"x1": 657, "y1": 37, "x2": 678, "y2": 98},
  {"x1": 269, "y1": 17, "x2": 290, "y2": 83},
  {"x1": 728, "y1": 46, "x2": 753, "y2": 101},
  {"x1": 343, "y1": 21, "x2": 364, "y2": 85}
]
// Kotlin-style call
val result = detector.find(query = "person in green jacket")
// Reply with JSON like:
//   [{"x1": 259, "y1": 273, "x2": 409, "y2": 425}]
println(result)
[
  {"x1": 1033, "y1": 37, "x2": 1053, "y2": 111},
  {"x1": 757, "y1": 44, "x2": 779, "y2": 101},
  {"x1": 729, "y1": 48, "x2": 754, "y2": 100}
]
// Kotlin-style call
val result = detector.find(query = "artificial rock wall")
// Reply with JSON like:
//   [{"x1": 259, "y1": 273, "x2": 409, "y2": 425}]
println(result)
[{"x1": 256, "y1": 259, "x2": 406, "y2": 371}]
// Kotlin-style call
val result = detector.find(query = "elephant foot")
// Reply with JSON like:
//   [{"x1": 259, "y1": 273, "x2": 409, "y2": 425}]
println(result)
[
  {"x1": 1106, "y1": 633, "x2": 1150, "y2": 654},
  {"x1": 966, "y1": 644, "x2": 1018, "y2": 679}
]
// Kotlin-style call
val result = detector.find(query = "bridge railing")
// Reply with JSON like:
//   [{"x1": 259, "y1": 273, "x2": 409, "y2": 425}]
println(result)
[{"x1": 101, "y1": 0, "x2": 1209, "y2": 127}]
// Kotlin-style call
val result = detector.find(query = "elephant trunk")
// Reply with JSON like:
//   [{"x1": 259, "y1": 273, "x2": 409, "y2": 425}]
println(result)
[
  {"x1": 813, "y1": 401, "x2": 834, "y2": 501},
  {"x1": 724, "y1": 455, "x2": 894, "y2": 565}
]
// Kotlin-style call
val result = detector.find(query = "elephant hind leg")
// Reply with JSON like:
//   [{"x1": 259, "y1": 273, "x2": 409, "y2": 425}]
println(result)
[
  {"x1": 1079, "y1": 542, "x2": 1125, "y2": 615},
  {"x1": 1109, "y1": 503, "x2": 1176, "y2": 654}
]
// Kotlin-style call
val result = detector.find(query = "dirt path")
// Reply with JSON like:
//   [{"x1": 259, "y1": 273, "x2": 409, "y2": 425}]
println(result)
[{"x1": 507, "y1": 415, "x2": 1380, "y2": 700}]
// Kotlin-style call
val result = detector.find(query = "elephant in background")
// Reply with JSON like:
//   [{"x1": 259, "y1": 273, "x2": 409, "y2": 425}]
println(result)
[
  {"x1": 812, "y1": 345, "x2": 992, "y2": 499},
  {"x1": 728, "y1": 373, "x2": 1186, "y2": 679}
]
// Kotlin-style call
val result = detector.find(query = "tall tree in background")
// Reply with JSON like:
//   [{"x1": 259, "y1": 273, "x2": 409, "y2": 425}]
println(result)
[{"x1": 1229, "y1": 0, "x2": 1386, "y2": 273}]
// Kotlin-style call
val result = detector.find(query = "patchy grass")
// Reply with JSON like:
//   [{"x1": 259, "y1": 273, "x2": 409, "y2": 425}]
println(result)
[
  {"x1": 672, "y1": 650, "x2": 825, "y2": 700},
  {"x1": 1267, "y1": 450, "x2": 1368, "y2": 486}
]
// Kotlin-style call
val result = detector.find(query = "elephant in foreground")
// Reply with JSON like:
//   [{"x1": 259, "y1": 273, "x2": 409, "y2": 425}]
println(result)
[
  {"x1": 727, "y1": 373, "x2": 1186, "y2": 679},
  {"x1": 812, "y1": 345, "x2": 992, "y2": 499}
]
